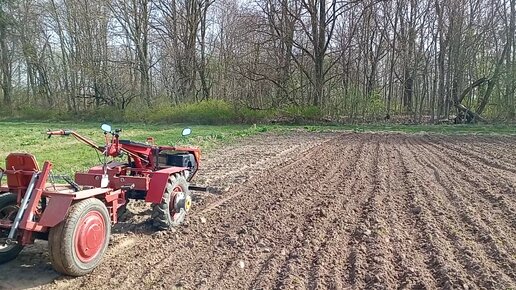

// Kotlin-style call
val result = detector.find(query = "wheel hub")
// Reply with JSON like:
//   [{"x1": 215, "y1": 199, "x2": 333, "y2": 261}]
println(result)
[
  {"x1": 75, "y1": 211, "x2": 106, "y2": 263},
  {"x1": 185, "y1": 196, "x2": 192, "y2": 211},
  {"x1": 173, "y1": 192, "x2": 192, "y2": 211},
  {"x1": 170, "y1": 184, "x2": 191, "y2": 223}
]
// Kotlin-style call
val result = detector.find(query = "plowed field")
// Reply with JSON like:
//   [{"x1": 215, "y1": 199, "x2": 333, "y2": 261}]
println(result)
[{"x1": 1, "y1": 132, "x2": 515, "y2": 290}]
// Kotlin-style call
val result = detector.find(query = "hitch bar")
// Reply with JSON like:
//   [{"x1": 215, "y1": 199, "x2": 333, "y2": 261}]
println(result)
[
  {"x1": 189, "y1": 185, "x2": 208, "y2": 192},
  {"x1": 7, "y1": 172, "x2": 39, "y2": 243},
  {"x1": 188, "y1": 185, "x2": 223, "y2": 195}
]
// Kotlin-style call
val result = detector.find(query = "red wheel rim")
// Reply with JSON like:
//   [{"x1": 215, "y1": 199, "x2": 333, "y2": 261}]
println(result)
[
  {"x1": 169, "y1": 185, "x2": 183, "y2": 221},
  {"x1": 74, "y1": 211, "x2": 106, "y2": 263}
]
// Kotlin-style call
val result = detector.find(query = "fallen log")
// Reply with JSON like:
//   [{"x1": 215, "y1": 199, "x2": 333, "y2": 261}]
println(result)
[{"x1": 454, "y1": 102, "x2": 487, "y2": 123}]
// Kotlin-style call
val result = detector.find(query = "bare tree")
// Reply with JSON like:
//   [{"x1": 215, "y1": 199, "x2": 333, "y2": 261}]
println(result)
[{"x1": 110, "y1": 0, "x2": 152, "y2": 106}]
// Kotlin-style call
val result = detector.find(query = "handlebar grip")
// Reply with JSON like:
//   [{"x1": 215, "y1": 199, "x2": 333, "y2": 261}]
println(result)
[{"x1": 47, "y1": 130, "x2": 72, "y2": 136}]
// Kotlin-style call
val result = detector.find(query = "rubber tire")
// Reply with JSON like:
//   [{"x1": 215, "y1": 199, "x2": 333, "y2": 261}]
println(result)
[
  {"x1": 0, "y1": 193, "x2": 23, "y2": 264},
  {"x1": 48, "y1": 198, "x2": 111, "y2": 276},
  {"x1": 151, "y1": 174, "x2": 190, "y2": 230}
]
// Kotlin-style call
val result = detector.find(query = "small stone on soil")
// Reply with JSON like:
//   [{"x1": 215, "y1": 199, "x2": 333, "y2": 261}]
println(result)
[
  {"x1": 237, "y1": 226, "x2": 248, "y2": 234},
  {"x1": 228, "y1": 236, "x2": 238, "y2": 245},
  {"x1": 239, "y1": 260, "x2": 245, "y2": 269},
  {"x1": 318, "y1": 208, "x2": 327, "y2": 217},
  {"x1": 411, "y1": 206, "x2": 422, "y2": 214},
  {"x1": 152, "y1": 231, "x2": 165, "y2": 238}
]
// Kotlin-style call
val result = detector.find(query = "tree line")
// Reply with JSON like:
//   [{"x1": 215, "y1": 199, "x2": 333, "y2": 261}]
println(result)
[{"x1": 0, "y1": 0, "x2": 514, "y2": 122}]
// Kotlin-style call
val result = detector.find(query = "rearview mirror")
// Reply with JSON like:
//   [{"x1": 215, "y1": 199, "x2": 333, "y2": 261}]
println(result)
[
  {"x1": 182, "y1": 128, "x2": 192, "y2": 136},
  {"x1": 101, "y1": 124, "x2": 112, "y2": 133}
]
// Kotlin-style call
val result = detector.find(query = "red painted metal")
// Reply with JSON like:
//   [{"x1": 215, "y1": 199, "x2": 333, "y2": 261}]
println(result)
[
  {"x1": 37, "y1": 195, "x2": 74, "y2": 227},
  {"x1": 74, "y1": 210, "x2": 106, "y2": 263},
  {"x1": 20, "y1": 161, "x2": 51, "y2": 225},
  {"x1": 111, "y1": 176, "x2": 148, "y2": 191},
  {"x1": 106, "y1": 190, "x2": 124, "y2": 224},
  {"x1": 0, "y1": 159, "x2": 118, "y2": 245},
  {"x1": 146, "y1": 172, "x2": 170, "y2": 203},
  {"x1": 19, "y1": 161, "x2": 52, "y2": 244},
  {"x1": 71, "y1": 188, "x2": 113, "y2": 200},
  {"x1": 104, "y1": 190, "x2": 122, "y2": 203},
  {"x1": 5, "y1": 153, "x2": 39, "y2": 199},
  {"x1": 146, "y1": 167, "x2": 187, "y2": 203},
  {"x1": 75, "y1": 173, "x2": 149, "y2": 191}
]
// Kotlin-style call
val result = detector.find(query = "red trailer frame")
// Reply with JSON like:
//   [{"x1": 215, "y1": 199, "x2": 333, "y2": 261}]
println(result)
[{"x1": 0, "y1": 154, "x2": 123, "y2": 245}]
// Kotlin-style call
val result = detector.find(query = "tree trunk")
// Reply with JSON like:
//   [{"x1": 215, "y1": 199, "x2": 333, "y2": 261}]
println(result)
[
  {"x1": 477, "y1": 39, "x2": 511, "y2": 115},
  {"x1": 198, "y1": 0, "x2": 212, "y2": 101},
  {"x1": 0, "y1": 5, "x2": 11, "y2": 108},
  {"x1": 386, "y1": 0, "x2": 399, "y2": 119},
  {"x1": 505, "y1": 0, "x2": 515, "y2": 118},
  {"x1": 435, "y1": 0, "x2": 447, "y2": 118}
]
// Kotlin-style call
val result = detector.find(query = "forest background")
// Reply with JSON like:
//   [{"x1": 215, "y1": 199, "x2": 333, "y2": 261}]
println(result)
[{"x1": 0, "y1": 0, "x2": 514, "y2": 124}]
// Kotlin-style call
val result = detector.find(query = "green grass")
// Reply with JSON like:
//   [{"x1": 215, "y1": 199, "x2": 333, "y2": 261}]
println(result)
[{"x1": 0, "y1": 121, "x2": 513, "y2": 175}]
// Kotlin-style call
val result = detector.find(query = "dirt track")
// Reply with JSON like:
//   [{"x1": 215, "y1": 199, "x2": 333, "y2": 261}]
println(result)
[{"x1": 1, "y1": 131, "x2": 516, "y2": 290}]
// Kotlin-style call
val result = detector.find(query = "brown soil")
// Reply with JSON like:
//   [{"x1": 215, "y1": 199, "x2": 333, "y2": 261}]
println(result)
[{"x1": 1, "y1": 132, "x2": 515, "y2": 290}]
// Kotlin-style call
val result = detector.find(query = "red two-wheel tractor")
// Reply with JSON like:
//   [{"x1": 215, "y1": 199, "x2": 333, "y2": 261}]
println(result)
[{"x1": 0, "y1": 125, "x2": 203, "y2": 276}]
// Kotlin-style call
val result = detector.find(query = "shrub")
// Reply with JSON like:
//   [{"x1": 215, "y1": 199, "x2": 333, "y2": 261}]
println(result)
[
  {"x1": 2, "y1": 100, "x2": 336, "y2": 125},
  {"x1": 142, "y1": 100, "x2": 236, "y2": 124}
]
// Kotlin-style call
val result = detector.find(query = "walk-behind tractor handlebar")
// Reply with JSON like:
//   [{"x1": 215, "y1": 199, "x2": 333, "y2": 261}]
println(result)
[
  {"x1": 47, "y1": 129, "x2": 103, "y2": 152},
  {"x1": 0, "y1": 124, "x2": 203, "y2": 276},
  {"x1": 47, "y1": 127, "x2": 119, "y2": 156},
  {"x1": 46, "y1": 125, "x2": 199, "y2": 174}
]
